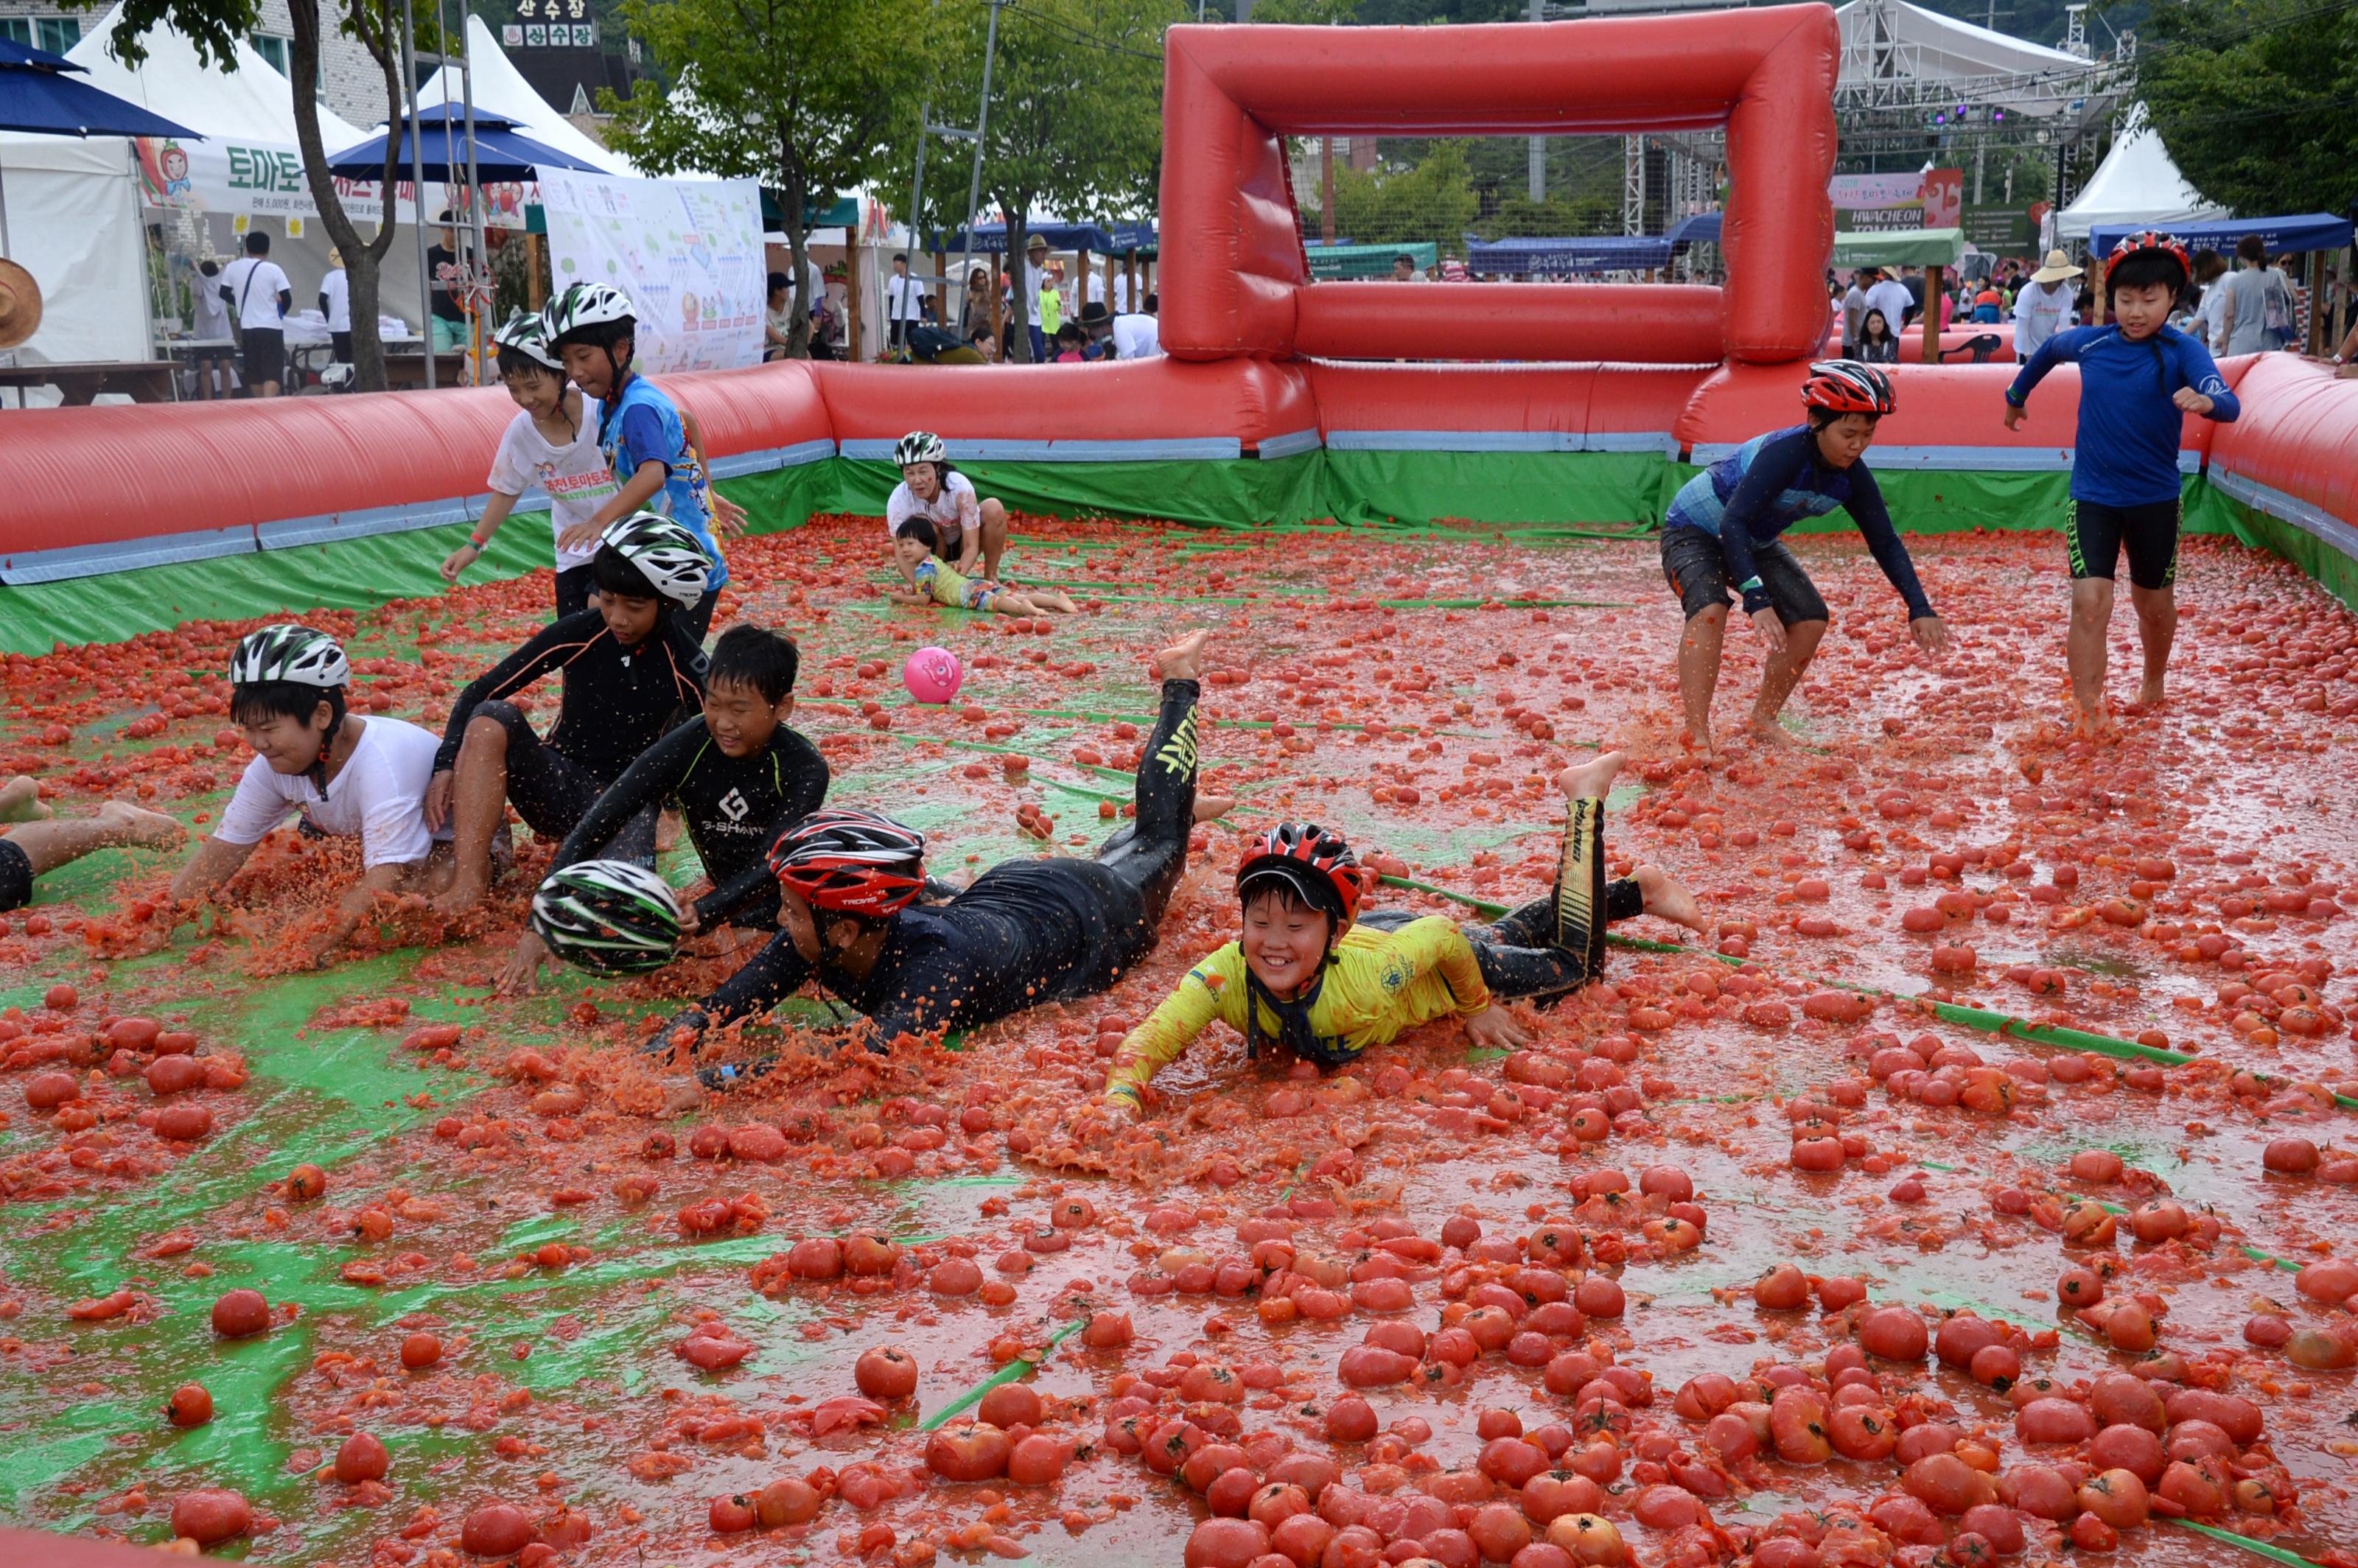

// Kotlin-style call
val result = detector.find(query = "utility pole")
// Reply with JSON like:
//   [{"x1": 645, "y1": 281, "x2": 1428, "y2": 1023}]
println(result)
[
  {"x1": 903, "y1": 0, "x2": 1001, "y2": 348},
  {"x1": 1527, "y1": 0, "x2": 1544, "y2": 203}
]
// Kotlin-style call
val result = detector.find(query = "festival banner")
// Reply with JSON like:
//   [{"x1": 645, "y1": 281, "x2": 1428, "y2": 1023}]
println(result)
[
  {"x1": 537, "y1": 169, "x2": 764, "y2": 373},
  {"x1": 1830, "y1": 168, "x2": 1962, "y2": 233},
  {"x1": 131, "y1": 136, "x2": 531, "y2": 228}
]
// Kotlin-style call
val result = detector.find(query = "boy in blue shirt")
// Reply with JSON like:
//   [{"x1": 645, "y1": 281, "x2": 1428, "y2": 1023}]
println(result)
[
  {"x1": 2004, "y1": 231, "x2": 2239, "y2": 738},
  {"x1": 542, "y1": 283, "x2": 733, "y2": 640}
]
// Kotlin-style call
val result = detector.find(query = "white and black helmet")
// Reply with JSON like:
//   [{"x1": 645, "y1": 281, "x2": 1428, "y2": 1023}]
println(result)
[
  {"x1": 894, "y1": 430, "x2": 947, "y2": 467},
  {"x1": 228, "y1": 624, "x2": 350, "y2": 689},
  {"x1": 492, "y1": 307, "x2": 561, "y2": 371},
  {"x1": 530, "y1": 859, "x2": 682, "y2": 974},
  {"x1": 542, "y1": 281, "x2": 634, "y2": 344},
  {"x1": 601, "y1": 513, "x2": 712, "y2": 608}
]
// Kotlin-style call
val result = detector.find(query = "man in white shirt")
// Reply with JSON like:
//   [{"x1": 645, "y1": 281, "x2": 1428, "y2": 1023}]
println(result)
[
  {"x1": 218, "y1": 230, "x2": 293, "y2": 397},
  {"x1": 1021, "y1": 236, "x2": 1049, "y2": 362},
  {"x1": 1861, "y1": 267, "x2": 1915, "y2": 347},
  {"x1": 1112, "y1": 270, "x2": 1133, "y2": 315},
  {"x1": 1082, "y1": 296, "x2": 1163, "y2": 360},
  {"x1": 884, "y1": 252, "x2": 922, "y2": 351},
  {"x1": 2012, "y1": 248, "x2": 2082, "y2": 357},
  {"x1": 1841, "y1": 270, "x2": 1870, "y2": 355}
]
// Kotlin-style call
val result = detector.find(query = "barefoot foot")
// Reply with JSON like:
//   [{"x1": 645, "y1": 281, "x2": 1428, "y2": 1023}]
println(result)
[
  {"x1": 2135, "y1": 678, "x2": 2166, "y2": 709},
  {"x1": 0, "y1": 776, "x2": 51, "y2": 824},
  {"x1": 1634, "y1": 864, "x2": 1705, "y2": 933},
  {"x1": 1152, "y1": 629, "x2": 1211, "y2": 682},
  {"x1": 430, "y1": 882, "x2": 488, "y2": 920},
  {"x1": 94, "y1": 800, "x2": 184, "y2": 850},
  {"x1": 1678, "y1": 729, "x2": 1716, "y2": 770},
  {"x1": 1191, "y1": 792, "x2": 1237, "y2": 823},
  {"x1": 2073, "y1": 703, "x2": 2121, "y2": 743},
  {"x1": 1556, "y1": 750, "x2": 1628, "y2": 803},
  {"x1": 1746, "y1": 715, "x2": 1798, "y2": 749}
]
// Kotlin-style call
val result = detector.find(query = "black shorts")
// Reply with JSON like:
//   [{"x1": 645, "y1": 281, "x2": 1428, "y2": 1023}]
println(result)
[
  {"x1": 0, "y1": 838, "x2": 31, "y2": 914},
  {"x1": 240, "y1": 328, "x2": 285, "y2": 386},
  {"x1": 1661, "y1": 526, "x2": 1829, "y2": 626},
  {"x1": 471, "y1": 701, "x2": 612, "y2": 844},
  {"x1": 2066, "y1": 497, "x2": 2180, "y2": 590}
]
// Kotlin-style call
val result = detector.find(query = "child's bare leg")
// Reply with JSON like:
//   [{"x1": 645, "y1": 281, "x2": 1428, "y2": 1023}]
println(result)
[
  {"x1": 1749, "y1": 617, "x2": 1827, "y2": 745},
  {"x1": 1152, "y1": 629, "x2": 1210, "y2": 682},
  {"x1": 1676, "y1": 607, "x2": 1726, "y2": 766},
  {"x1": 2129, "y1": 584, "x2": 2175, "y2": 708},
  {"x1": 1557, "y1": 750, "x2": 1627, "y2": 804},
  {"x1": 977, "y1": 499, "x2": 1010, "y2": 580},
  {"x1": 0, "y1": 777, "x2": 49, "y2": 824},
  {"x1": 5, "y1": 802, "x2": 183, "y2": 877},
  {"x1": 1037, "y1": 589, "x2": 1080, "y2": 613},
  {"x1": 1634, "y1": 864, "x2": 1704, "y2": 932},
  {"x1": 2067, "y1": 578, "x2": 2118, "y2": 736},
  {"x1": 990, "y1": 592, "x2": 1040, "y2": 617}
]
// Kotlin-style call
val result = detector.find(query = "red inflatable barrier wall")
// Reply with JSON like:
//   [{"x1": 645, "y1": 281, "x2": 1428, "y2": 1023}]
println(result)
[
  {"x1": 1306, "y1": 361, "x2": 1710, "y2": 444},
  {"x1": 663, "y1": 360, "x2": 834, "y2": 461},
  {"x1": 1158, "y1": 7, "x2": 1836, "y2": 365},
  {"x1": 809, "y1": 357, "x2": 1317, "y2": 450},
  {"x1": 2207, "y1": 354, "x2": 2358, "y2": 528},
  {"x1": 1295, "y1": 284, "x2": 1724, "y2": 367}
]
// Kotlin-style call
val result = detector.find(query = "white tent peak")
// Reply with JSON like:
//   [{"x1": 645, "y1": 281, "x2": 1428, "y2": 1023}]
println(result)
[
  {"x1": 64, "y1": 1, "x2": 368, "y2": 148},
  {"x1": 1835, "y1": 0, "x2": 2094, "y2": 82},
  {"x1": 413, "y1": 15, "x2": 636, "y2": 176},
  {"x1": 2057, "y1": 104, "x2": 2227, "y2": 241}
]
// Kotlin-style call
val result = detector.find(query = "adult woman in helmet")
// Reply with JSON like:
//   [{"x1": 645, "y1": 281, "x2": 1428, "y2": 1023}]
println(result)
[
  {"x1": 1659, "y1": 359, "x2": 1949, "y2": 766},
  {"x1": 168, "y1": 624, "x2": 453, "y2": 965},
  {"x1": 885, "y1": 430, "x2": 1010, "y2": 584},
  {"x1": 1096, "y1": 752, "x2": 1704, "y2": 1121}
]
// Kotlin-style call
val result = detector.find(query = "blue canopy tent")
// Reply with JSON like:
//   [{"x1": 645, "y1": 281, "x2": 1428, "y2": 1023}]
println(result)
[
  {"x1": 1102, "y1": 221, "x2": 1157, "y2": 256},
  {"x1": 1668, "y1": 211, "x2": 1723, "y2": 247},
  {"x1": 0, "y1": 36, "x2": 200, "y2": 257},
  {"x1": 934, "y1": 220, "x2": 1119, "y2": 254},
  {"x1": 1465, "y1": 234, "x2": 1675, "y2": 276},
  {"x1": 2088, "y1": 213, "x2": 2352, "y2": 258},
  {"x1": 323, "y1": 111, "x2": 607, "y2": 182}
]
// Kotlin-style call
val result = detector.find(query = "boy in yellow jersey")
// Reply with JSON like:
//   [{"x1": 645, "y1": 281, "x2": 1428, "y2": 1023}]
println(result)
[{"x1": 1099, "y1": 752, "x2": 1704, "y2": 1119}]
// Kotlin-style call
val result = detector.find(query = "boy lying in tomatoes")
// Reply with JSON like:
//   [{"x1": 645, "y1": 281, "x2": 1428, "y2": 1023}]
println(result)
[{"x1": 1098, "y1": 751, "x2": 1704, "y2": 1121}]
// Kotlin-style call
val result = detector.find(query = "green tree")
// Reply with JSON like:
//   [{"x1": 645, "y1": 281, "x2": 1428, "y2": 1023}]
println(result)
[
  {"x1": 68, "y1": 0, "x2": 416, "y2": 390},
  {"x1": 895, "y1": 0, "x2": 1178, "y2": 362},
  {"x1": 2134, "y1": 0, "x2": 2358, "y2": 216},
  {"x1": 603, "y1": 0, "x2": 937, "y2": 357},
  {"x1": 1301, "y1": 141, "x2": 1479, "y2": 255}
]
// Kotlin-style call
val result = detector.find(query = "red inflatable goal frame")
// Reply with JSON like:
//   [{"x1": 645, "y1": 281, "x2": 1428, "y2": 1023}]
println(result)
[{"x1": 1158, "y1": 4, "x2": 1839, "y2": 366}]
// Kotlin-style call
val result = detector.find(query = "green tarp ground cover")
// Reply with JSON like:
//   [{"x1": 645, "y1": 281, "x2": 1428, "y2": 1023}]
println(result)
[{"x1": 0, "y1": 450, "x2": 2345, "y2": 653}]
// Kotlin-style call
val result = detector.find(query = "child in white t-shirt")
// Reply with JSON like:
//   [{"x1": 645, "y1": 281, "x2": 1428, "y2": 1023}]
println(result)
[
  {"x1": 442, "y1": 312, "x2": 620, "y2": 617},
  {"x1": 884, "y1": 430, "x2": 1009, "y2": 581},
  {"x1": 169, "y1": 626, "x2": 454, "y2": 967}
]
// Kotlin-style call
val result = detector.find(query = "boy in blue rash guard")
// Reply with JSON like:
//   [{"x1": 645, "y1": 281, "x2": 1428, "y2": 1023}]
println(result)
[
  {"x1": 2003, "y1": 231, "x2": 2239, "y2": 739},
  {"x1": 1662, "y1": 359, "x2": 1949, "y2": 765},
  {"x1": 543, "y1": 282, "x2": 733, "y2": 641}
]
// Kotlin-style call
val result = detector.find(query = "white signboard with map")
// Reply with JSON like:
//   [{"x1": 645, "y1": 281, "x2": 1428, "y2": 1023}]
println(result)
[{"x1": 536, "y1": 170, "x2": 765, "y2": 374}]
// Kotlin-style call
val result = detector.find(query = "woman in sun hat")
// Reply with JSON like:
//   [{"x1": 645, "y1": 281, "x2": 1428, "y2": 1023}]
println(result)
[{"x1": 2014, "y1": 248, "x2": 2082, "y2": 357}]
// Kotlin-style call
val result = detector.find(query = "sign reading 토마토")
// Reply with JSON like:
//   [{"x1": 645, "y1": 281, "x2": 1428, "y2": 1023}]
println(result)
[{"x1": 133, "y1": 136, "x2": 532, "y2": 227}]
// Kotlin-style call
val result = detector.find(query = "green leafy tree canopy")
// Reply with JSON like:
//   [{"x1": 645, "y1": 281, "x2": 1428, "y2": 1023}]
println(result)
[{"x1": 2134, "y1": 0, "x2": 2358, "y2": 215}]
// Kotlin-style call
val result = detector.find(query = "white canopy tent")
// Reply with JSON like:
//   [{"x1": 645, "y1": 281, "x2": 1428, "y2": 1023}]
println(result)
[
  {"x1": 0, "y1": 133, "x2": 148, "y2": 366},
  {"x1": 2056, "y1": 106, "x2": 2227, "y2": 242},
  {"x1": 1834, "y1": 0, "x2": 2110, "y2": 122},
  {"x1": 413, "y1": 16, "x2": 637, "y2": 178}
]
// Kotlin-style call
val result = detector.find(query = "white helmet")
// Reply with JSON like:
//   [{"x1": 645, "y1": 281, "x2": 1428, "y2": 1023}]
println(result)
[
  {"x1": 228, "y1": 624, "x2": 349, "y2": 688},
  {"x1": 601, "y1": 512, "x2": 712, "y2": 608},
  {"x1": 542, "y1": 282, "x2": 634, "y2": 344},
  {"x1": 493, "y1": 307, "x2": 561, "y2": 371},
  {"x1": 531, "y1": 859, "x2": 681, "y2": 975},
  {"x1": 894, "y1": 430, "x2": 947, "y2": 467}
]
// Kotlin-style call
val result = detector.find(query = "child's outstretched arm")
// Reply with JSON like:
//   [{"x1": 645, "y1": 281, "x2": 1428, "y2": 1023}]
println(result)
[
  {"x1": 2170, "y1": 336, "x2": 2239, "y2": 422},
  {"x1": 442, "y1": 491, "x2": 517, "y2": 586},
  {"x1": 1101, "y1": 951, "x2": 1236, "y2": 1119},
  {"x1": 2002, "y1": 327, "x2": 2084, "y2": 429}
]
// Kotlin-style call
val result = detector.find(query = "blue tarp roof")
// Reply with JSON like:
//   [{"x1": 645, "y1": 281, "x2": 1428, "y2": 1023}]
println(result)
[
  {"x1": 1668, "y1": 211, "x2": 1722, "y2": 246},
  {"x1": 2089, "y1": 212, "x2": 2352, "y2": 256},
  {"x1": 1464, "y1": 234, "x2": 1674, "y2": 274}
]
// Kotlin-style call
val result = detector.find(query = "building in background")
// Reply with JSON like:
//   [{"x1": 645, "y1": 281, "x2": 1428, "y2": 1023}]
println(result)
[{"x1": 0, "y1": 0, "x2": 386, "y2": 129}]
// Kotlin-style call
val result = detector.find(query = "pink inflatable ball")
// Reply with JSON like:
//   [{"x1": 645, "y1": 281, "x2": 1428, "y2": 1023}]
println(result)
[{"x1": 903, "y1": 646, "x2": 965, "y2": 704}]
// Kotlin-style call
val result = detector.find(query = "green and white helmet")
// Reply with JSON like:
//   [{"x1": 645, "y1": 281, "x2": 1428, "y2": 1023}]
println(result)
[
  {"x1": 894, "y1": 430, "x2": 947, "y2": 467},
  {"x1": 601, "y1": 512, "x2": 712, "y2": 608},
  {"x1": 492, "y1": 307, "x2": 561, "y2": 370},
  {"x1": 228, "y1": 624, "x2": 349, "y2": 688},
  {"x1": 530, "y1": 859, "x2": 681, "y2": 975},
  {"x1": 542, "y1": 281, "x2": 634, "y2": 344}
]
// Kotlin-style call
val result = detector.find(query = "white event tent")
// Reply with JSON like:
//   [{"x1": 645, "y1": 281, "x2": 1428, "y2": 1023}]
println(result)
[
  {"x1": 2055, "y1": 105, "x2": 2228, "y2": 242},
  {"x1": 413, "y1": 16, "x2": 637, "y2": 178}
]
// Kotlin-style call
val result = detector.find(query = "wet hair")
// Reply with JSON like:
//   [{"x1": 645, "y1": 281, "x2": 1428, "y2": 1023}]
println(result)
[
  {"x1": 231, "y1": 678, "x2": 346, "y2": 735},
  {"x1": 1242, "y1": 877, "x2": 1329, "y2": 928},
  {"x1": 707, "y1": 623, "x2": 800, "y2": 704},
  {"x1": 2236, "y1": 234, "x2": 2267, "y2": 265},
  {"x1": 554, "y1": 317, "x2": 634, "y2": 363},
  {"x1": 495, "y1": 345, "x2": 564, "y2": 383},
  {"x1": 1807, "y1": 407, "x2": 1881, "y2": 433},
  {"x1": 2107, "y1": 248, "x2": 2186, "y2": 304},
  {"x1": 894, "y1": 518, "x2": 941, "y2": 554},
  {"x1": 590, "y1": 542, "x2": 664, "y2": 605},
  {"x1": 244, "y1": 231, "x2": 269, "y2": 256}
]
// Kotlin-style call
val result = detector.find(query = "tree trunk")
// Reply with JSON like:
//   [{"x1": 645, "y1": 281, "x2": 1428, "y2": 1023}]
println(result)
[
  {"x1": 289, "y1": 0, "x2": 405, "y2": 391},
  {"x1": 1005, "y1": 202, "x2": 1032, "y2": 363},
  {"x1": 777, "y1": 136, "x2": 811, "y2": 359}
]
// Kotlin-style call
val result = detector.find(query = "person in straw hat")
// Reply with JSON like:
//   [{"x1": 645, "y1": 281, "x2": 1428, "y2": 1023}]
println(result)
[{"x1": 2013, "y1": 248, "x2": 2082, "y2": 357}]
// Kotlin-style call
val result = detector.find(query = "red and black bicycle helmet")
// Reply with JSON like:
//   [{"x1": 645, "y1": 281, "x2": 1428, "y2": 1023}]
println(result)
[
  {"x1": 768, "y1": 808, "x2": 928, "y2": 918},
  {"x1": 2105, "y1": 229, "x2": 2191, "y2": 301},
  {"x1": 1800, "y1": 359, "x2": 1897, "y2": 417},
  {"x1": 1235, "y1": 822, "x2": 1369, "y2": 928}
]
